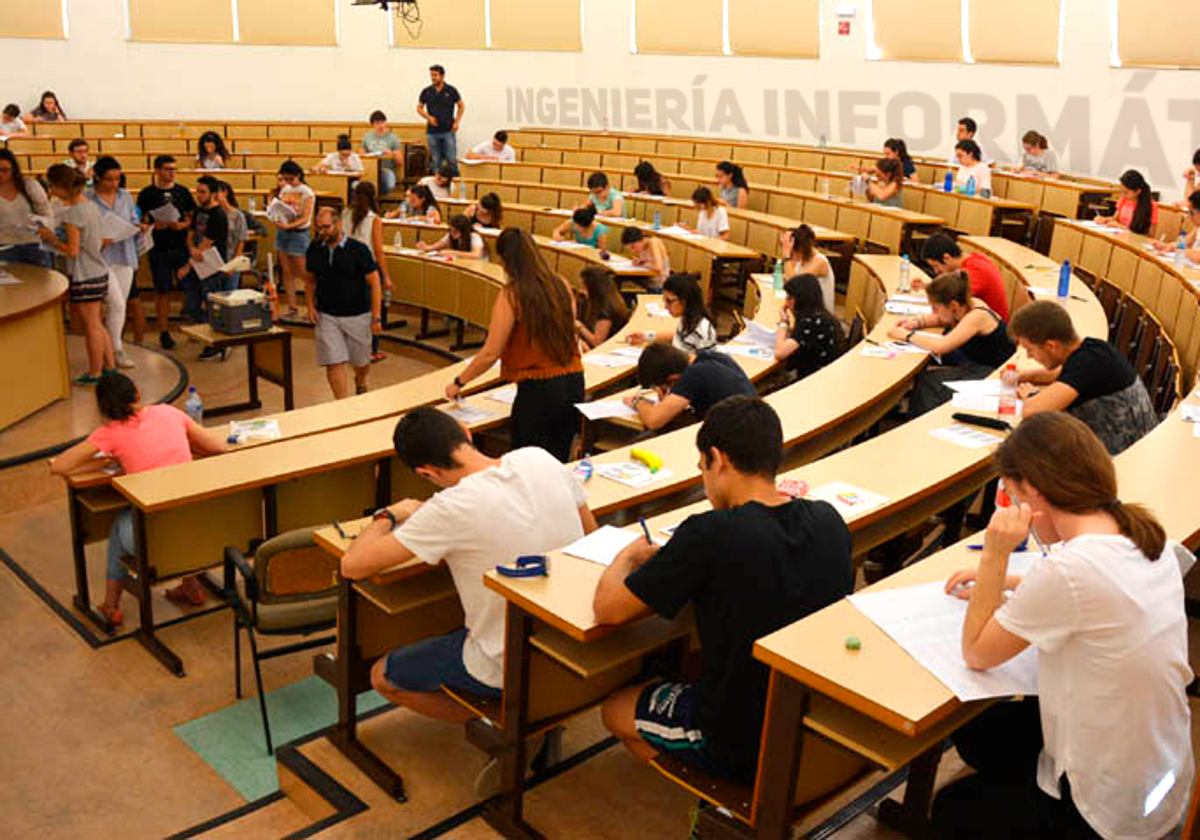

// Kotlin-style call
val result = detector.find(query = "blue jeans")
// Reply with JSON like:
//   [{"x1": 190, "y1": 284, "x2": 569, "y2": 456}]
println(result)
[
  {"x1": 0, "y1": 242, "x2": 52, "y2": 267},
  {"x1": 107, "y1": 510, "x2": 136, "y2": 581},
  {"x1": 218, "y1": 271, "x2": 240, "y2": 293},
  {"x1": 379, "y1": 166, "x2": 397, "y2": 196},
  {"x1": 427, "y1": 132, "x2": 458, "y2": 176}
]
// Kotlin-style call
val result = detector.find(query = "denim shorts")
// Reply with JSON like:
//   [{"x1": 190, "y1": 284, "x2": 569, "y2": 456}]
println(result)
[
  {"x1": 275, "y1": 228, "x2": 311, "y2": 257},
  {"x1": 383, "y1": 628, "x2": 501, "y2": 697}
]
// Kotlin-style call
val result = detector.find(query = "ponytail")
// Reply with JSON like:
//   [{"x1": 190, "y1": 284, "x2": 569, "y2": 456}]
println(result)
[
  {"x1": 1120, "y1": 170, "x2": 1154, "y2": 235},
  {"x1": 1103, "y1": 500, "x2": 1167, "y2": 562}
]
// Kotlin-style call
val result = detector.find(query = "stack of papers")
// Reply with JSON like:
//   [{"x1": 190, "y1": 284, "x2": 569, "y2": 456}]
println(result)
[
  {"x1": 265, "y1": 198, "x2": 296, "y2": 226},
  {"x1": 149, "y1": 204, "x2": 181, "y2": 225},
  {"x1": 189, "y1": 247, "x2": 225, "y2": 280},
  {"x1": 485, "y1": 386, "x2": 517, "y2": 405},
  {"x1": 441, "y1": 403, "x2": 494, "y2": 424},
  {"x1": 848, "y1": 552, "x2": 1040, "y2": 701},
  {"x1": 560, "y1": 525, "x2": 641, "y2": 566},
  {"x1": 229, "y1": 419, "x2": 281, "y2": 442},
  {"x1": 806, "y1": 481, "x2": 890, "y2": 522},
  {"x1": 98, "y1": 212, "x2": 140, "y2": 243},
  {"x1": 596, "y1": 462, "x2": 674, "y2": 488},
  {"x1": 739, "y1": 320, "x2": 776, "y2": 349},
  {"x1": 928, "y1": 423, "x2": 1005, "y2": 449}
]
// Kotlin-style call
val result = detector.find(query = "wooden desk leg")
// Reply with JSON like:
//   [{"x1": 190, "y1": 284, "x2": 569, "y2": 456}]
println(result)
[
  {"x1": 280, "y1": 332, "x2": 294, "y2": 410},
  {"x1": 66, "y1": 485, "x2": 113, "y2": 633},
  {"x1": 483, "y1": 602, "x2": 545, "y2": 840},
  {"x1": 753, "y1": 671, "x2": 810, "y2": 839},
  {"x1": 131, "y1": 509, "x2": 184, "y2": 677},
  {"x1": 246, "y1": 342, "x2": 260, "y2": 410},
  {"x1": 326, "y1": 575, "x2": 407, "y2": 801},
  {"x1": 875, "y1": 743, "x2": 941, "y2": 839}
]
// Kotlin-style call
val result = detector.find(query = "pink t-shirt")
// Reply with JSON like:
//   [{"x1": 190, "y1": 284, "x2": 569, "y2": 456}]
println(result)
[
  {"x1": 1116, "y1": 196, "x2": 1158, "y2": 230},
  {"x1": 87, "y1": 404, "x2": 194, "y2": 475}
]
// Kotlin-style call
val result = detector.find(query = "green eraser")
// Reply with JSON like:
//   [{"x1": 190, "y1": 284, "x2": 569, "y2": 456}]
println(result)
[{"x1": 845, "y1": 635, "x2": 862, "y2": 651}]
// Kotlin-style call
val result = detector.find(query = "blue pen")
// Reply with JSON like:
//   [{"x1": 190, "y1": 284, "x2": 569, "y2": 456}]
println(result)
[
  {"x1": 967, "y1": 544, "x2": 984, "y2": 550},
  {"x1": 639, "y1": 517, "x2": 653, "y2": 544}
]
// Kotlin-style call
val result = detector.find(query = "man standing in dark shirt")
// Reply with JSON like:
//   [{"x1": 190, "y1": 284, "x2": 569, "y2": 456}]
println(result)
[
  {"x1": 181, "y1": 175, "x2": 229, "y2": 358},
  {"x1": 624, "y1": 343, "x2": 756, "y2": 431},
  {"x1": 304, "y1": 207, "x2": 382, "y2": 399},
  {"x1": 417, "y1": 64, "x2": 464, "y2": 178},
  {"x1": 136, "y1": 155, "x2": 196, "y2": 350},
  {"x1": 593, "y1": 396, "x2": 853, "y2": 784}
]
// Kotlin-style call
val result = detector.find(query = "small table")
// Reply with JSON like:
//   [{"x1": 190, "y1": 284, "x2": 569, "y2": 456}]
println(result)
[{"x1": 180, "y1": 324, "x2": 294, "y2": 417}]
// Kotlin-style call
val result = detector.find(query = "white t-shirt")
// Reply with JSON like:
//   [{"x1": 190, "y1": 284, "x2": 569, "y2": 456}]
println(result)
[
  {"x1": 954, "y1": 161, "x2": 993, "y2": 194},
  {"x1": 418, "y1": 175, "x2": 453, "y2": 201},
  {"x1": 787, "y1": 253, "x2": 835, "y2": 314},
  {"x1": 320, "y1": 152, "x2": 364, "y2": 174},
  {"x1": 1, "y1": 116, "x2": 27, "y2": 136},
  {"x1": 471, "y1": 140, "x2": 516, "y2": 162},
  {"x1": 391, "y1": 447, "x2": 588, "y2": 688},
  {"x1": 674, "y1": 317, "x2": 717, "y2": 353},
  {"x1": 280, "y1": 182, "x2": 315, "y2": 230},
  {"x1": 697, "y1": 206, "x2": 730, "y2": 239},
  {"x1": 341, "y1": 208, "x2": 377, "y2": 249},
  {"x1": 0, "y1": 178, "x2": 50, "y2": 247},
  {"x1": 995, "y1": 535, "x2": 1194, "y2": 839}
]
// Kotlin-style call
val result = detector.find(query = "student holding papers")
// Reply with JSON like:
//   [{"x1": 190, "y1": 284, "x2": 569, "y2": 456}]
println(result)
[
  {"x1": 89, "y1": 156, "x2": 147, "y2": 370},
  {"x1": 180, "y1": 176, "x2": 229, "y2": 358},
  {"x1": 931, "y1": 412, "x2": 1193, "y2": 840},
  {"x1": 774, "y1": 274, "x2": 846, "y2": 379},
  {"x1": 593, "y1": 397, "x2": 852, "y2": 785},
  {"x1": 274, "y1": 161, "x2": 316, "y2": 318},
  {"x1": 136, "y1": 155, "x2": 197, "y2": 349},
  {"x1": 340, "y1": 406, "x2": 595, "y2": 796},
  {"x1": 1006, "y1": 301, "x2": 1157, "y2": 455},
  {"x1": 0, "y1": 148, "x2": 52, "y2": 267},
  {"x1": 625, "y1": 343, "x2": 755, "y2": 431}
]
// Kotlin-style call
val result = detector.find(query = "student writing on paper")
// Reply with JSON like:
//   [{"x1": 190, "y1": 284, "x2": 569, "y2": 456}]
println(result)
[
  {"x1": 464, "y1": 192, "x2": 503, "y2": 229},
  {"x1": 195, "y1": 131, "x2": 229, "y2": 170},
  {"x1": 890, "y1": 270, "x2": 1014, "y2": 416},
  {"x1": 136, "y1": 155, "x2": 196, "y2": 349},
  {"x1": 780, "y1": 224, "x2": 834, "y2": 313},
  {"x1": 0, "y1": 104, "x2": 30, "y2": 138},
  {"x1": 314, "y1": 134, "x2": 364, "y2": 175},
  {"x1": 620, "y1": 227, "x2": 670, "y2": 292},
  {"x1": 417, "y1": 164, "x2": 454, "y2": 201},
  {"x1": 626, "y1": 273, "x2": 715, "y2": 353},
  {"x1": 774, "y1": 274, "x2": 846, "y2": 379},
  {"x1": 340, "y1": 406, "x2": 595, "y2": 796},
  {"x1": 1096, "y1": 170, "x2": 1157, "y2": 235},
  {"x1": 465, "y1": 130, "x2": 516, "y2": 162},
  {"x1": 552, "y1": 205, "x2": 608, "y2": 250},
  {"x1": 49, "y1": 372, "x2": 228, "y2": 622},
  {"x1": 932, "y1": 412, "x2": 1193, "y2": 840},
  {"x1": 386, "y1": 183, "x2": 442, "y2": 224},
  {"x1": 593, "y1": 397, "x2": 853, "y2": 785},
  {"x1": 1012, "y1": 130, "x2": 1059, "y2": 178},
  {"x1": 89, "y1": 156, "x2": 148, "y2": 370},
  {"x1": 575, "y1": 266, "x2": 629, "y2": 349},
  {"x1": 914, "y1": 233, "x2": 1020, "y2": 319},
  {"x1": 417, "y1": 214, "x2": 486, "y2": 260},
  {"x1": 0, "y1": 149, "x2": 52, "y2": 267},
  {"x1": 1006, "y1": 301, "x2": 1157, "y2": 455},
  {"x1": 715, "y1": 161, "x2": 749, "y2": 209},
  {"x1": 633, "y1": 161, "x2": 671, "y2": 197},
  {"x1": 685, "y1": 187, "x2": 730, "y2": 241},
  {"x1": 624, "y1": 343, "x2": 755, "y2": 431},
  {"x1": 1152, "y1": 190, "x2": 1200, "y2": 262},
  {"x1": 587, "y1": 171, "x2": 625, "y2": 218}
]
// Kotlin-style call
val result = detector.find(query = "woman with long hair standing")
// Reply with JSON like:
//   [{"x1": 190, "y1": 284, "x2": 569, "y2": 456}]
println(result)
[
  {"x1": 0, "y1": 148, "x2": 53, "y2": 266},
  {"x1": 342, "y1": 181, "x2": 392, "y2": 361},
  {"x1": 89, "y1": 156, "x2": 146, "y2": 368},
  {"x1": 444, "y1": 228, "x2": 583, "y2": 461},
  {"x1": 932, "y1": 412, "x2": 1193, "y2": 840},
  {"x1": 273, "y1": 160, "x2": 315, "y2": 317}
]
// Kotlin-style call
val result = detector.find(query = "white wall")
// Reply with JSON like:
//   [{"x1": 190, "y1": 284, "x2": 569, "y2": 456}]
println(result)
[{"x1": 8, "y1": 0, "x2": 1200, "y2": 197}]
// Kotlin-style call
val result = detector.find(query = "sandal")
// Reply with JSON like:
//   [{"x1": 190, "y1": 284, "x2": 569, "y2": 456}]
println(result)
[
  {"x1": 165, "y1": 582, "x2": 207, "y2": 606},
  {"x1": 369, "y1": 351, "x2": 386, "y2": 363},
  {"x1": 98, "y1": 604, "x2": 124, "y2": 627}
]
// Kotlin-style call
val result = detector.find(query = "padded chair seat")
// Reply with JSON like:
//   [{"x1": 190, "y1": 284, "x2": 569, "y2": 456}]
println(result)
[{"x1": 237, "y1": 575, "x2": 336, "y2": 633}]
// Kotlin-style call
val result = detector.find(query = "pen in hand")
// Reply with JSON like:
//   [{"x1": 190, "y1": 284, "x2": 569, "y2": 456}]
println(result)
[{"x1": 639, "y1": 517, "x2": 653, "y2": 545}]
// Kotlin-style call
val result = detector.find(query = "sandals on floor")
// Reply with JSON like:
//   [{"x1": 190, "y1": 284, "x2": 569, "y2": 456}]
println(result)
[{"x1": 165, "y1": 583, "x2": 207, "y2": 606}]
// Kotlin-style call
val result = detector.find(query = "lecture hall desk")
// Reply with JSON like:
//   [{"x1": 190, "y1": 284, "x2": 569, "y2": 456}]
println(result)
[{"x1": 0, "y1": 264, "x2": 69, "y2": 430}]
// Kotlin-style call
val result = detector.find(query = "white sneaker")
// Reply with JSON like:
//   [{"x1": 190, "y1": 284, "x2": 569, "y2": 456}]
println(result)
[
  {"x1": 115, "y1": 352, "x2": 136, "y2": 369},
  {"x1": 472, "y1": 728, "x2": 565, "y2": 799}
]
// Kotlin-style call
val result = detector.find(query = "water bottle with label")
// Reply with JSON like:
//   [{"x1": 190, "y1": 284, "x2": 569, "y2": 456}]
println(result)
[
  {"x1": 653, "y1": 209, "x2": 661, "y2": 230},
  {"x1": 998, "y1": 364, "x2": 1018, "y2": 418},
  {"x1": 898, "y1": 254, "x2": 911, "y2": 293},
  {"x1": 184, "y1": 387, "x2": 204, "y2": 424},
  {"x1": 943, "y1": 170, "x2": 954, "y2": 193},
  {"x1": 399, "y1": 200, "x2": 408, "y2": 220},
  {"x1": 1057, "y1": 259, "x2": 1072, "y2": 298},
  {"x1": 1176, "y1": 232, "x2": 1188, "y2": 265},
  {"x1": 773, "y1": 258, "x2": 784, "y2": 295},
  {"x1": 965, "y1": 176, "x2": 977, "y2": 197}
]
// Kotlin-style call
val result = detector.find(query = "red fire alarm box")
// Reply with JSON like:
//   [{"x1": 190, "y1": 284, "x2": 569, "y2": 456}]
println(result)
[{"x1": 838, "y1": 20, "x2": 851, "y2": 35}]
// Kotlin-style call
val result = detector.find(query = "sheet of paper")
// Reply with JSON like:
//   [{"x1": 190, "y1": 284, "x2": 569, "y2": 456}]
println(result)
[
  {"x1": 860, "y1": 344, "x2": 898, "y2": 359},
  {"x1": 718, "y1": 343, "x2": 774, "y2": 361},
  {"x1": 740, "y1": 319, "x2": 776, "y2": 349},
  {"x1": 98, "y1": 212, "x2": 140, "y2": 243},
  {"x1": 645, "y1": 303, "x2": 671, "y2": 318},
  {"x1": 440, "y1": 403, "x2": 494, "y2": 425},
  {"x1": 805, "y1": 481, "x2": 890, "y2": 523},
  {"x1": 485, "y1": 386, "x2": 517, "y2": 405},
  {"x1": 886, "y1": 340, "x2": 932, "y2": 355},
  {"x1": 884, "y1": 301, "x2": 932, "y2": 316},
  {"x1": 658, "y1": 224, "x2": 703, "y2": 239},
  {"x1": 229, "y1": 419, "x2": 281, "y2": 442},
  {"x1": 848, "y1": 553, "x2": 1040, "y2": 702},
  {"x1": 190, "y1": 247, "x2": 225, "y2": 280},
  {"x1": 575, "y1": 400, "x2": 639, "y2": 421},
  {"x1": 583, "y1": 352, "x2": 635, "y2": 368},
  {"x1": 150, "y1": 203, "x2": 180, "y2": 224},
  {"x1": 136, "y1": 231, "x2": 153, "y2": 256},
  {"x1": 1026, "y1": 286, "x2": 1062, "y2": 297},
  {"x1": 888, "y1": 293, "x2": 928, "y2": 304},
  {"x1": 596, "y1": 462, "x2": 674, "y2": 488},
  {"x1": 945, "y1": 379, "x2": 1007, "y2": 397},
  {"x1": 928, "y1": 423, "x2": 1005, "y2": 450},
  {"x1": 560, "y1": 525, "x2": 641, "y2": 566},
  {"x1": 265, "y1": 198, "x2": 296, "y2": 225},
  {"x1": 951, "y1": 393, "x2": 1001, "y2": 413},
  {"x1": 1180, "y1": 404, "x2": 1198, "y2": 422},
  {"x1": 550, "y1": 239, "x2": 589, "y2": 249},
  {"x1": 608, "y1": 345, "x2": 643, "y2": 360}
]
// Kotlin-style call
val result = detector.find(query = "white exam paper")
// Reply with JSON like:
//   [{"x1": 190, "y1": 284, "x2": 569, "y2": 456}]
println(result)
[
  {"x1": 485, "y1": 386, "x2": 518, "y2": 405},
  {"x1": 928, "y1": 423, "x2": 1004, "y2": 450},
  {"x1": 150, "y1": 203, "x2": 180, "y2": 225},
  {"x1": 190, "y1": 247, "x2": 225, "y2": 280},
  {"x1": 560, "y1": 525, "x2": 641, "y2": 566},
  {"x1": 596, "y1": 462, "x2": 674, "y2": 488}
]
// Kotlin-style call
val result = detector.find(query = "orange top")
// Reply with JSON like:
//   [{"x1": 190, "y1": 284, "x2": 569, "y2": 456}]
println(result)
[{"x1": 501, "y1": 318, "x2": 583, "y2": 382}]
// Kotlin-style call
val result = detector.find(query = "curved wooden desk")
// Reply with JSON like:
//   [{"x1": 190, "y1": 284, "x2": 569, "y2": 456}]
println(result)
[{"x1": 0, "y1": 264, "x2": 69, "y2": 430}]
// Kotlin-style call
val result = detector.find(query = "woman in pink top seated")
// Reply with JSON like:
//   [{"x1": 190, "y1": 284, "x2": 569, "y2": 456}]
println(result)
[
  {"x1": 51, "y1": 372, "x2": 227, "y2": 625},
  {"x1": 1098, "y1": 169, "x2": 1158, "y2": 235}
]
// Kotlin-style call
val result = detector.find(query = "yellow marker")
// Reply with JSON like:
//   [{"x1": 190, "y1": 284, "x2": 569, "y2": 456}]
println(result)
[{"x1": 631, "y1": 448, "x2": 662, "y2": 473}]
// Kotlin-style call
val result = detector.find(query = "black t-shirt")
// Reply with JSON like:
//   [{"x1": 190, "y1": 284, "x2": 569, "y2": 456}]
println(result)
[
  {"x1": 419, "y1": 83, "x2": 461, "y2": 133},
  {"x1": 305, "y1": 237, "x2": 378, "y2": 316},
  {"x1": 136, "y1": 183, "x2": 197, "y2": 253},
  {"x1": 1058, "y1": 337, "x2": 1136, "y2": 407},
  {"x1": 787, "y1": 312, "x2": 845, "y2": 379},
  {"x1": 626, "y1": 499, "x2": 854, "y2": 782},
  {"x1": 670, "y1": 350, "x2": 756, "y2": 419},
  {"x1": 192, "y1": 203, "x2": 229, "y2": 261}
]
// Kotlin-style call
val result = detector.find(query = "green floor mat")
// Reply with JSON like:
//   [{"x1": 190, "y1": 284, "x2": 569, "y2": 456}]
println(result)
[{"x1": 174, "y1": 675, "x2": 388, "y2": 801}]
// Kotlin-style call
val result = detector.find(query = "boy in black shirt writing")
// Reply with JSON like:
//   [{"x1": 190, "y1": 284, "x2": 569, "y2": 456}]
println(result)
[{"x1": 593, "y1": 396, "x2": 853, "y2": 783}]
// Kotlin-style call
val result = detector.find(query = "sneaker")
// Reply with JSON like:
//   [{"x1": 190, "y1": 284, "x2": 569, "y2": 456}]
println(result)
[
  {"x1": 472, "y1": 729, "x2": 563, "y2": 799},
  {"x1": 115, "y1": 352, "x2": 136, "y2": 369},
  {"x1": 160, "y1": 331, "x2": 176, "y2": 350},
  {"x1": 198, "y1": 346, "x2": 225, "y2": 361},
  {"x1": 74, "y1": 373, "x2": 101, "y2": 386}
]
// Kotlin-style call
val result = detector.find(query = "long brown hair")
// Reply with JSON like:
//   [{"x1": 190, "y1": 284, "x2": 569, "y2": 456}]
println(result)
[
  {"x1": 350, "y1": 180, "x2": 378, "y2": 230},
  {"x1": 495, "y1": 228, "x2": 577, "y2": 366},
  {"x1": 788, "y1": 224, "x2": 816, "y2": 263},
  {"x1": 926, "y1": 270, "x2": 972, "y2": 308},
  {"x1": 580, "y1": 266, "x2": 630, "y2": 333},
  {"x1": 994, "y1": 412, "x2": 1166, "y2": 559}
]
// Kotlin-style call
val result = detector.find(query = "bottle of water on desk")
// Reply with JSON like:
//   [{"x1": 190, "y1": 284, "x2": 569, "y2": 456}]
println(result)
[
  {"x1": 1057, "y1": 259, "x2": 1072, "y2": 298},
  {"x1": 898, "y1": 254, "x2": 911, "y2": 293},
  {"x1": 184, "y1": 387, "x2": 204, "y2": 424},
  {"x1": 998, "y1": 364, "x2": 1018, "y2": 419},
  {"x1": 965, "y1": 176, "x2": 976, "y2": 197},
  {"x1": 943, "y1": 170, "x2": 954, "y2": 193},
  {"x1": 819, "y1": 176, "x2": 829, "y2": 197},
  {"x1": 399, "y1": 200, "x2": 409, "y2": 220},
  {"x1": 1176, "y1": 232, "x2": 1188, "y2": 266},
  {"x1": 773, "y1": 258, "x2": 784, "y2": 295},
  {"x1": 653, "y1": 209, "x2": 661, "y2": 230},
  {"x1": 248, "y1": 196, "x2": 257, "y2": 213}
]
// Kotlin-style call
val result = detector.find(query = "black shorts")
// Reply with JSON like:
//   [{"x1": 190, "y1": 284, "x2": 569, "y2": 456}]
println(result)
[{"x1": 148, "y1": 248, "x2": 188, "y2": 294}]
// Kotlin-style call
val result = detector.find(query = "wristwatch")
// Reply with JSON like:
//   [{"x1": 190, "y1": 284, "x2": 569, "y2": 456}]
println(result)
[
  {"x1": 907, "y1": 328, "x2": 918, "y2": 342},
  {"x1": 372, "y1": 507, "x2": 398, "y2": 527},
  {"x1": 631, "y1": 394, "x2": 644, "y2": 407},
  {"x1": 453, "y1": 375, "x2": 464, "y2": 388}
]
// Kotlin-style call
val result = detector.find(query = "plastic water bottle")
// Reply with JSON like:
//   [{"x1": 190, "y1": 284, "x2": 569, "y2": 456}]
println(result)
[
  {"x1": 399, "y1": 200, "x2": 409, "y2": 220},
  {"x1": 393, "y1": 231, "x2": 402, "y2": 248},
  {"x1": 965, "y1": 176, "x2": 977, "y2": 197},
  {"x1": 184, "y1": 387, "x2": 204, "y2": 424},
  {"x1": 653, "y1": 209, "x2": 661, "y2": 230},
  {"x1": 1057, "y1": 259, "x2": 1071, "y2": 298},
  {"x1": 248, "y1": 196, "x2": 257, "y2": 213},
  {"x1": 772, "y1": 258, "x2": 784, "y2": 295},
  {"x1": 819, "y1": 176, "x2": 829, "y2": 197},
  {"x1": 1176, "y1": 232, "x2": 1188, "y2": 265},
  {"x1": 943, "y1": 170, "x2": 954, "y2": 193},
  {"x1": 458, "y1": 178, "x2": 467, "y2": 200},
  {"x1": 998, "y1": 364, "x2": 1018, "y2": 418},
  {"x1": 818, "y1": 134, "x2": 827, "y2": 149},
  {"x1": 898, "y1": 254, "x2": 911, "y2": 293}
]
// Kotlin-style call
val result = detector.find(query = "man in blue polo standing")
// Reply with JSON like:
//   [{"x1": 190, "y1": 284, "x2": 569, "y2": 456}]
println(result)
[{"x1": 417, "y1": 64, "x2": 464, "y2": 178}]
